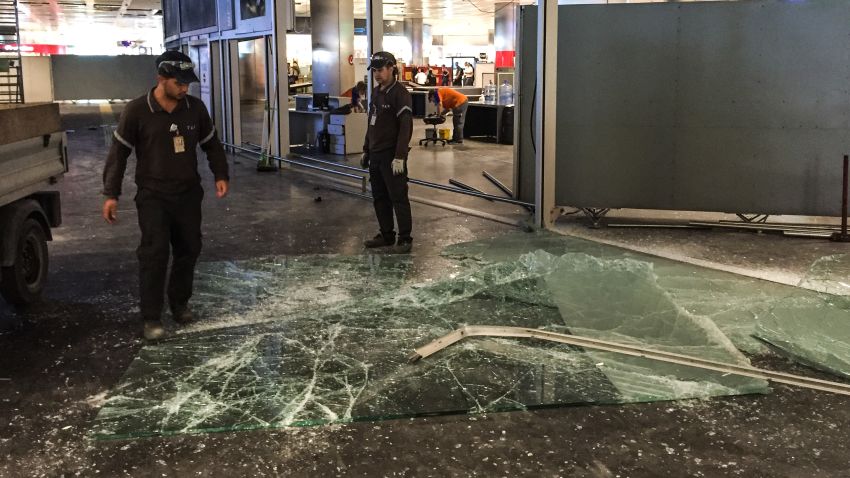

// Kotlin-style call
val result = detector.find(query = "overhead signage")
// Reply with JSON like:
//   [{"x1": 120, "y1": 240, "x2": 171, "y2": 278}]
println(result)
[{"x1": 1, "y1": 44, "x2": 67, "y2": 55}]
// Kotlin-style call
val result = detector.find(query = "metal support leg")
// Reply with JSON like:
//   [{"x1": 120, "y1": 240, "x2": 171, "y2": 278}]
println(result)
[
  {"x1": 580, "y1": 208, "x2": 610, "y2": 228},
  {"x1": 736, "y1": 213, "x2": 770, "y2": 223}
]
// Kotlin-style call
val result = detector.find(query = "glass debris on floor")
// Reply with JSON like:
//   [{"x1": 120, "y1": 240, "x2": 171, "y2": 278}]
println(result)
[
  {"x1": 798, "y1": 254, "x2": 850, "y2": 296},
  {"x1": 754, "y1": 295, "x2": 850, "y2": 379},
  {"x1": 92, "y1": 233, "x2": 849, "y2": 439},
  {"x1": 185, "y1": 254, "x2": 414, "y2": 334}
]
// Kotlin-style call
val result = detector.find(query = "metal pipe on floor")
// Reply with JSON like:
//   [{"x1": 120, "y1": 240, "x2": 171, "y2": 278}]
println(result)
[
  {"x1": 225, "y1": 143, "x2": 536, "y2": 209},
  {"x1": 482, "y1": 170, "x2": 513, "y2": 197},
  {"x1": 606, "y1": 223, "x2": 707, "y2": 229},
  {"x1": 690, "y1": 221, "x2": 842, "y2": 234},
  {"x1": 410, "y1": 326, "x2": 850, "y2": 396},
  {"x1": 224, "y1": 143, "x2": 363, "y2": 180},
  {"x1": 719, "y1": 220, "x2": 840, "y2": 231},
  {"x1": 448, "y1": 178, "x2": 493, "y2": 201},
  {"x1": 322, "y1": 183, "x2": 530, "y2": 228},
  {"x1": 289, "y1": 150, "x2": 534, "y2": 207},
  {"x1": 408, "y1": 177, "x2": 532, "y2": 207}
]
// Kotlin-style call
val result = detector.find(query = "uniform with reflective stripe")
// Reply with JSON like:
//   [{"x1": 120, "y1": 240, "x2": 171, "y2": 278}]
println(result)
[
  {"x1": 102, "y1": 89, "x2": 228, "y2": 198},
  {"x1": 363, "y1": 80, "x2": 413, "y2": 160}
]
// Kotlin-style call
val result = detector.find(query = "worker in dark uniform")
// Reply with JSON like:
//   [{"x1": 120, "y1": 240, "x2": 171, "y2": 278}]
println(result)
[
  {"x1": 102, "y1": 50, "x2": 230, "y2": 340},
  {"x1": 360, "y1": 51, "x2": 414, "y2": 254}
]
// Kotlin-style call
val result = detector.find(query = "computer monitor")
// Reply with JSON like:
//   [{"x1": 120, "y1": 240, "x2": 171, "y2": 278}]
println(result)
[{"x1": 312, "y1": 93, "x2": 329, "y2": 110}]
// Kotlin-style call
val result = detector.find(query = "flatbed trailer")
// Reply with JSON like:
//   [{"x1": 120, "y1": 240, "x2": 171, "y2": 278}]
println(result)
[{"x1": 0, "y1": 103, "x2": 68, "y2": 305}]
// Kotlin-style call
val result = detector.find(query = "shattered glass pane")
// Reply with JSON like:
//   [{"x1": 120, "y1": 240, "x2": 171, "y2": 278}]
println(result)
[
  {"x1": 444, "y1": 232, "x2": 793, "y2": 354},
  {"x1": 186, "y1": 254, "x2": 414, "y2": 334},
  {"x1": 534, "y1": 251, "x2": 768, "y2": 399},
  {"x1": 448, "y1": 232, "x2": 850, "y2": 385},
  {"x1": 754, "y1": 295, "x2": 850, "y2": 379},
  {"x1": 93, "y1": 240, "x2": 778, "y2": 439},
  {"x1": 798, "y1": 254, "x2": 850, "y2": 296}
]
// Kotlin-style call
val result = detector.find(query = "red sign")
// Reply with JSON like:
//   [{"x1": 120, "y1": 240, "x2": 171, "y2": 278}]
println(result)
[
  {"x1": 495, "y1": 50, "x2": 515, "y2": 69},
  {"x1": 1, "y1": 44, "x2": 67, "y2": 55}
]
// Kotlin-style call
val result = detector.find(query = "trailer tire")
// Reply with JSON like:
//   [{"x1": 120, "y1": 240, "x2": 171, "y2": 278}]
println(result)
[{"x1": 0, "y1": 218, "x2": 49, "y2": 305}]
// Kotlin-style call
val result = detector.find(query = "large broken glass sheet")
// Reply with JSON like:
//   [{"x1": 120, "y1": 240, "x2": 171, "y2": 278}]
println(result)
[
  {"x1": 754, "y1": 295, "x2": 850, "y2": 379},
  {"x1": 444, "y1": 232, "x2": 806, "y2": 354},
  {"x1": 448, "y1": 232, "x2": 850, "y2": 381},
  {"x1": 93, "y1": 249, "x2": 768, "y2": 440},
  {"x1": 94, "y1": 317, "x2": 621, "y2": 439},
  {"x1": 798, "y1": 254, "x2": 850, "y2": 296},
  {"x1": 531, "y1": 251, "x2": 766, "y2": 400}
]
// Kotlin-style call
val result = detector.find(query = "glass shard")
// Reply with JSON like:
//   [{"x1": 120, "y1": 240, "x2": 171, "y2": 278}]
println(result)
[
  {"x1": 754, "y1": 295, "x2": 850, "y2": 379},
  {"x1": 798, "y1": 254, "x2": 850, "y2": 296},
  {"x1": 98, "y1": 232, "x2": 829, "y2": 440},
  {"x1": 448, "y1": 232, "x2": 850, "y2": 381}
]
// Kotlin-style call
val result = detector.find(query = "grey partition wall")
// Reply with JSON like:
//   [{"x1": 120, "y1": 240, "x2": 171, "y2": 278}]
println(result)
[
  {"x1": 52, "y1": 56, "x2": 158, "y2": 101},
  {"x1": 516, "y1": 0, "x2": 850, "y2": 216},
  {"x1": 514, "y1": 5, "x2": 537, "y2": 206}
]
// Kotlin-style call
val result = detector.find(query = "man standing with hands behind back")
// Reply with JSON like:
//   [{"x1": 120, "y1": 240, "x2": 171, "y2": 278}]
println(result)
[
  {"x1": 360, "y1": 51, "x2": 414, "y2": 254},
  {"x1": 102, "y1": 50, "x2": 230, "y2": 340}
]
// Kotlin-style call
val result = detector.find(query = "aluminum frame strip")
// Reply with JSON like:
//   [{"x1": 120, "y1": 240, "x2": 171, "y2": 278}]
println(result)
[{"x1": 410, "y1": 326, "x2": 850, "y2": 396}]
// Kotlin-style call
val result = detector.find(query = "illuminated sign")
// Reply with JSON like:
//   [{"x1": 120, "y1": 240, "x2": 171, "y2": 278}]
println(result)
[{"x1": 1, "y1": 44, "x2": 67, "y2": 55}]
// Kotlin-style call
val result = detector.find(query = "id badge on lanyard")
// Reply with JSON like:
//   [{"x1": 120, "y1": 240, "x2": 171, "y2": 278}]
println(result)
[
  {"x1": 173, "y1": 136, "x2": 185, "y2": 153},
  {"x1": 170, "y1": 123, "x2": 185, "y2": 153},
  {"x1": 369, "y1": 103, "x2": 377, "y2": 126}
]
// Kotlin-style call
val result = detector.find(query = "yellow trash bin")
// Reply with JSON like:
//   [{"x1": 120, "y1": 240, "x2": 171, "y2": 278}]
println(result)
[{"x1": 438, "y1": 128, "x2": 451, "y2": 140}]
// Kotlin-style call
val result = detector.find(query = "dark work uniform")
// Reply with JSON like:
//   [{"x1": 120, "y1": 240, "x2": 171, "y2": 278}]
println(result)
[
  {"x1": 363, "y1": 79, "x2": 414, "y2": 244},
  {"x1": 103, "y1": 89, "x2": 229, "y2": 322}
]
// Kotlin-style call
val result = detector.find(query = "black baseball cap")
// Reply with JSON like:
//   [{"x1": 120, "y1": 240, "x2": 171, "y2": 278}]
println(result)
[
  {"x1": 367, "y1": 51, "x2": 397, "y2": 70},
  {"x1": 155, "y1": 50, "x2": 200, "y2": 84}
]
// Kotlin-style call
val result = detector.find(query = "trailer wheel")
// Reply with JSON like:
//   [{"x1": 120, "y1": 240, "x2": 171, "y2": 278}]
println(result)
[{"x1": 0, "y1": 218, "x2": 49, "y2": 305}]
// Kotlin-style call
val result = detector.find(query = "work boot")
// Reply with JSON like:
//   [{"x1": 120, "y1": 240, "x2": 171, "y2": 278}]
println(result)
[
  {"x1": 171, "y1": 305, "x2": 194, "y2": 325},
  {"x1": 364, "y1": 233, "x2": 395, "y2": 248},
  {"x1": 143, "y1": 320, "x2": 165, "y2": 340},
  {"x1": 389, "y1": 240, "x2": 413, "y2": 254}
]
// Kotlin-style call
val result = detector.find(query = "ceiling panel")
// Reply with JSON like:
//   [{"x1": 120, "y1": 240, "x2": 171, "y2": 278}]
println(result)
[
  {"x1": 18, "y1": 0, "x2": 163, "y2": 33},
  {"x1": 18, "y1": 0, "x2": 522, "y2": 36}
]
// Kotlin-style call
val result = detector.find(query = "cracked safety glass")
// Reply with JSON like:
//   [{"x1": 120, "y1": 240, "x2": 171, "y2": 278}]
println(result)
[{"x1": 93, "y1": 233, "x2": 846, "y2": 439}]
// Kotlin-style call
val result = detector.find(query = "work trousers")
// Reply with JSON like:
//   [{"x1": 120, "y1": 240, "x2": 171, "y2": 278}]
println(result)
[
  {"x1": 135, "y1": 185, "x2": 203, "y2": 322},
  {"x1": 452, "y1": 100, "x2": 469, "y2": 142},
  {"x1": 368, "y1": 149, "x2": 412, "y2": 243}
]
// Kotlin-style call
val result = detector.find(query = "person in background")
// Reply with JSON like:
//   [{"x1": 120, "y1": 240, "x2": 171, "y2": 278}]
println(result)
[
  {"x1": 454, "y1": 62, "x2": 463, "y2": 86},
  {"x1": 101, "y1": 50, "x2": 230, "y2": 340},
  {"x1": 429, "y1": 87, "x2": 469, "y2": 144},
  {"x1": 414, "y1": 67, "x2": 428, "y2": 85},
  {"x1": 338, "y1": 81, "x2": 367, "y2": 113},
  {"x1": 440, "y1": 65, "x2": 449, "y2": 86},
  {"x1": 350, "y1": 80, "x2": 367, "y2": 112},
  {"x1": 288, "y1": 60, "x2": 300, "y2": 84},
  {"x1": 463, "y1": 61, "x2": 475, "y2": 86},
  {"x1": 360, "y1": 51, "x2": 414, "y2": 254},
  {"x1": 426, "y1": 69, "x2": 436, "y2": 86}
]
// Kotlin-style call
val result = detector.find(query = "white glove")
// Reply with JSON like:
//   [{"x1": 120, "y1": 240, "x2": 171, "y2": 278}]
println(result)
[{"x1": 391, "y1": 158, "x2": 406, "y2": 176}]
